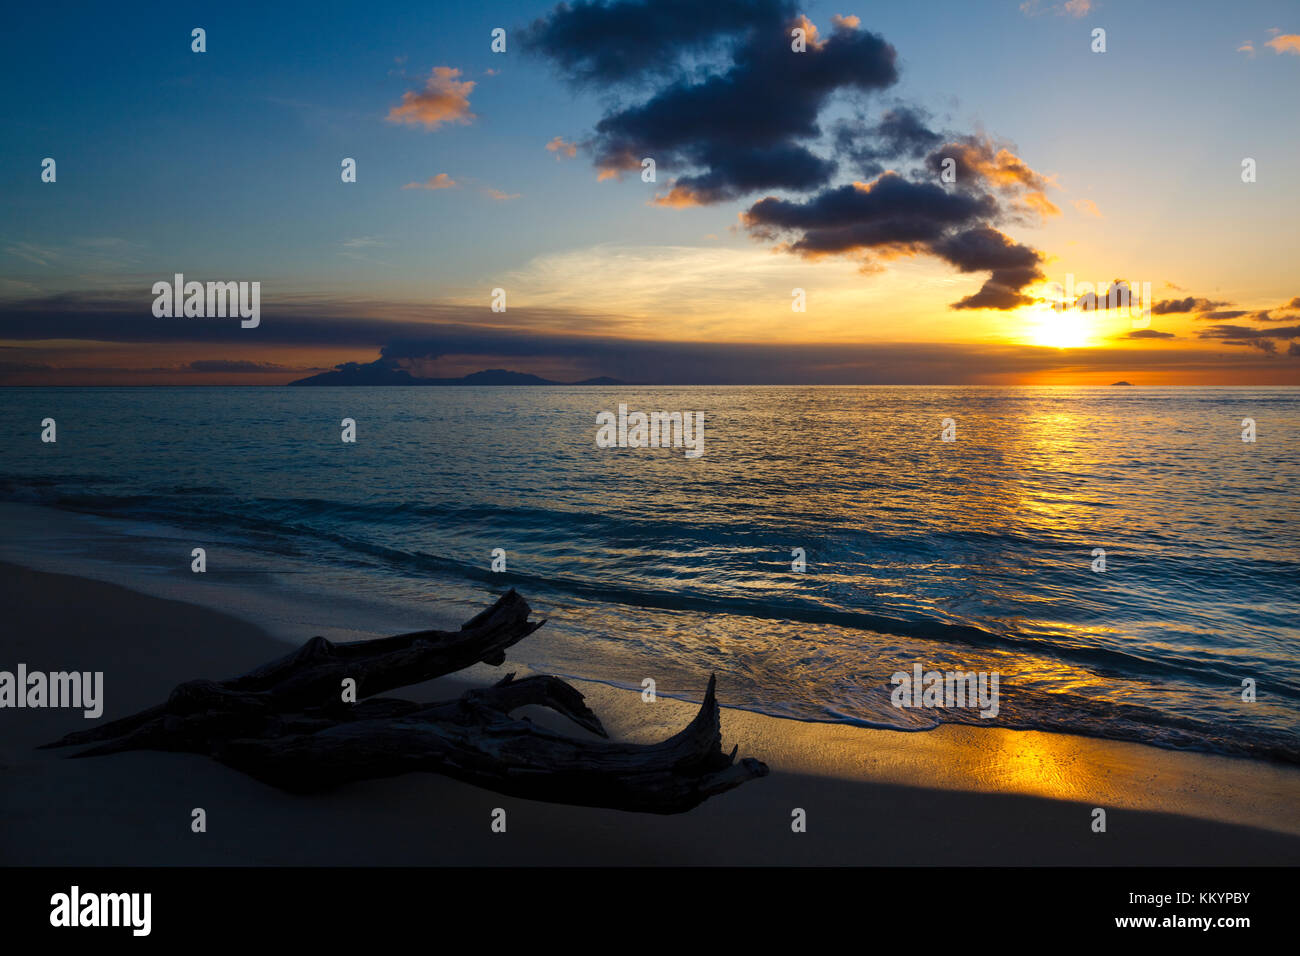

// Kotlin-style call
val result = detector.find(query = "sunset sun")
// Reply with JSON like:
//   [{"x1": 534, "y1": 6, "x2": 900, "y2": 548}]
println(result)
[{"x1": 1026, "y1": 306, "x2": 1094, "y2": 349}]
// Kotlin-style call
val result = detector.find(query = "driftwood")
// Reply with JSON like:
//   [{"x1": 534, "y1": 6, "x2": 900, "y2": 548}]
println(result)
[{"x1": 42, "y1": 589, "x2": 768, "y2": 813}]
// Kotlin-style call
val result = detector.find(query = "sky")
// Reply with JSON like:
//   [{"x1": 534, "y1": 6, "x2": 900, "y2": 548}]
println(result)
[{"x1": 2, "y1": 0, "x2": 1298, "y2": 385}]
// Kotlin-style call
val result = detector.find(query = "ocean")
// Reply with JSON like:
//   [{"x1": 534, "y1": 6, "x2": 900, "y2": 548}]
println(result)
[{"x1": 2, "y1": 385, "x2": 1297, "y2": 763}]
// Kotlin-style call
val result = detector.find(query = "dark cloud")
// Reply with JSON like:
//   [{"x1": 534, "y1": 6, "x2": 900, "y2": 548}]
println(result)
[
  {"x1": 0, "y1": 292, "x2": 625, "y2": 346},
  {"x1": 1253, "y1": 297, "x2": 1300, "y2": 321},
  {"x1": 1075, "y1": 280, "x2": 1138, "y2": 311},
  {"x1": 744, "y1": 174, "x2": 996, "y2": 250},
  {"x1": 1149, "y1": 293, "x2": 1300, "y2": 324},
  {"x1": 1198, "y1": 323, "x2": 1300, "y2": 355},
  {"x1": 526, "y1": 0, "x2": 897, "y2": 202},
  {"x1": 930, "y1": 227, "x2": 1044, "y2": 310},
  {"x1": 833, "y1": 105, "x2": 943, "y2": 178},
  {"x1": 745, "y1": 179, "x2": 1043, "y2": 309},
  {"x1": 183, "y1": 360, "x2": 287, "y2": 373},
  {"x1": 657, "y1": 143, "x2": 837, "y2": 206},
  {"x1": 922, "y1": 134, "x2": 1059, "y2": 218},
  {"x1": 1124, "y1": 329, "x2": 1175, "y2": 339},
  {"x1": 1151, "y1": 296, "x2": 1229, "y2": 314},
  {"x1": 519, "y1": 0, "x2": 791, "y2": 86},
  {"x1": 527, "y1": 1, "x2": 1054, "y2": 309}
]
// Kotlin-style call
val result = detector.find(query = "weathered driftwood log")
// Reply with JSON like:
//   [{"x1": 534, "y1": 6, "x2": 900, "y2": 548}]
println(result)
[{"x1": 43, "y1": 589, "x2": 768, "y2": 814}]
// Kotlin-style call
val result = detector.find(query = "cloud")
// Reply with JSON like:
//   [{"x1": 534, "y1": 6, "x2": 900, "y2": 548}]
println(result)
[
  {"x1": 744, "y1": 175, "x2": 995, "y2": 249},
  {"x1": 545, "y1": 136, "x2": 578, "y2": 158},
  {"x1": 522, "y1": 2, "x2": 1059, "y2": 311},
  {"x1": 1255, "y1": 296, "x2": 1300, "y2": 320},
  {"x1": 1266, "y1": 34, "x2": 1300, "y2": 54},
  {"x1": 742, "y1": 169, "x2": 1045, "y2": 310},
  {"x1": 387, "y1": 67, "x2": 476, "y2": 129},
  {"x1": 923, "y1": 133, "x2": 1060, "y2": 219},
  {"x1": 1148, "y1": 292, "x2": 1300, "y2": 325},
  {"x1": 1020, "y1": 0, "x2": 1091, "y2": 17},
  {"x1": 402, "y1": 173, "x2": 458, "y2": 190},
  {"x1": 932, "y1": 227, "x2": 1045, "y2": 310},
  {"x1": 1072, "y1": 198, "x2": 1102, "y2": 217},
  {"x1": 3, "y1": 238, "x2": 145, "y2": 272},
  {"x1": 833, "y1": 105, "x2": 944, "y2": 178},
  {"x1": 1124, "y1": 329, "x2": 1175, "y2": 340},
  {"x1": 1074, "y1": 280, "x2": 1140, "y2": 311},
  {"x1": 1238, "y1": 41, "x2": 1256, "y2": 56},
  {"x1": 524, "y1": 1, "x2": 897, "y2": 203},
  {"x1": 1198, "y1": 323, "x2": 1300, "y2": 355},
  {"x1": 0, "y1": 360, "x2": 53, "y2": 373},
  {"x1": 4, "y1": 288, "x2": 1297, "y2": 385},
  {"x1": 520, "y1": 0, "x2": 794, "y2": 86},
  {"x1": 0, "y1": 290, "x2": 622, "y2": 347},
  {"x1": 483, "y1": 188, "x2": 521, "y2": 201},
  {"x1": 1151, "y1": 296, "x2": 1230, "y2": 314},
  {"x1": 4, "y1": 242, "x2": 60, "y2": 267},
  {"x1": 183, "y1": 360, "x2": 287, "y2": 373}
]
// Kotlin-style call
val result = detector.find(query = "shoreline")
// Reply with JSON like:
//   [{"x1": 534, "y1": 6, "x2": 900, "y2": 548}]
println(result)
[
  {"x1": 2, "y1": 559, "x2": 1297, "y2": 865},
  {"x1": 2, "y1": 500, "x2": 1294, "y2": 768}
]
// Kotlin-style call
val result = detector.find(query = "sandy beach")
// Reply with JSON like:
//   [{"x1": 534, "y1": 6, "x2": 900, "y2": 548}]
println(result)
[{"x1": 2, "y1": 559, "x2": 1297, "y2": 866}]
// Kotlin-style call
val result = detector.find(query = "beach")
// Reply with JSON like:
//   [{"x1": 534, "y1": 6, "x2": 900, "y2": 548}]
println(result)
[{"x1": 3, "y1": 558, "x2": 1297, "y2": 866}]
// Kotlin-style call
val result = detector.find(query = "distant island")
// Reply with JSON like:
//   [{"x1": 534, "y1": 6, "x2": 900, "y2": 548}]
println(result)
[
  {"x1": 289, "y1": 367, "x2": 626, "y2": 387},
  {"x1": 1111, "y1": 381, "x2": 1134, "y2": 386}
]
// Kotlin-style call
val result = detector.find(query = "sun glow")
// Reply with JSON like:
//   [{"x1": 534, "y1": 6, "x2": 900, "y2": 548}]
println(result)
[{"x1": 1025, "y1": 306, "x2": 1094, "y2": 349}]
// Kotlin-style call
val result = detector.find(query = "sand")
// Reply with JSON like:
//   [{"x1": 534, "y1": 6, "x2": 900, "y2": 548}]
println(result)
[{"x1": 1, "y1": 560, "x2": 1297, "y2": 866}]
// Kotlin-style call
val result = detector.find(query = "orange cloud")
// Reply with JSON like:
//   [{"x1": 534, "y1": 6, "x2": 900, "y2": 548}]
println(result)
[
  {"x1": 1266, "y1": 34, "x2": 1300, "y2": 54},
  {"x1": 651, "y1": 184, "x2": 706, "y2": 207},
  {"x1": 1020, "y1": 0, "x2": 1090, "y2": 16},
  {"x1": 483, "y1": 188, "x2": 520, "y2": 201},
  {"x1": 402, "y1": 173, "x2": 457, "y2": 190},
  {"x1": 942, "y1": 135, "x2": 1061, "y2": 219},
  {"x1": 387, "y1": 67, "x2": 476, "y2": 129},
  {"x1": 595, "y1": 148, "x2": 642, "y2": 182},
  {"x1": 546, "y1": 136, "x2": 578, "y2": 159},
  {"x1": 1072, "y1": 198, "x2": 1102, "y2": 218},
  {"x1": 790, "y1": 14, "x2": 822, "y2": 49}
]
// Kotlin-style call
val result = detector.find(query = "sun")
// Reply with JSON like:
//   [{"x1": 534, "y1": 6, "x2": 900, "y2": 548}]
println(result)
[{"x1": 1025, "y1": 306, "x2": 1094, "y2": 348}]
